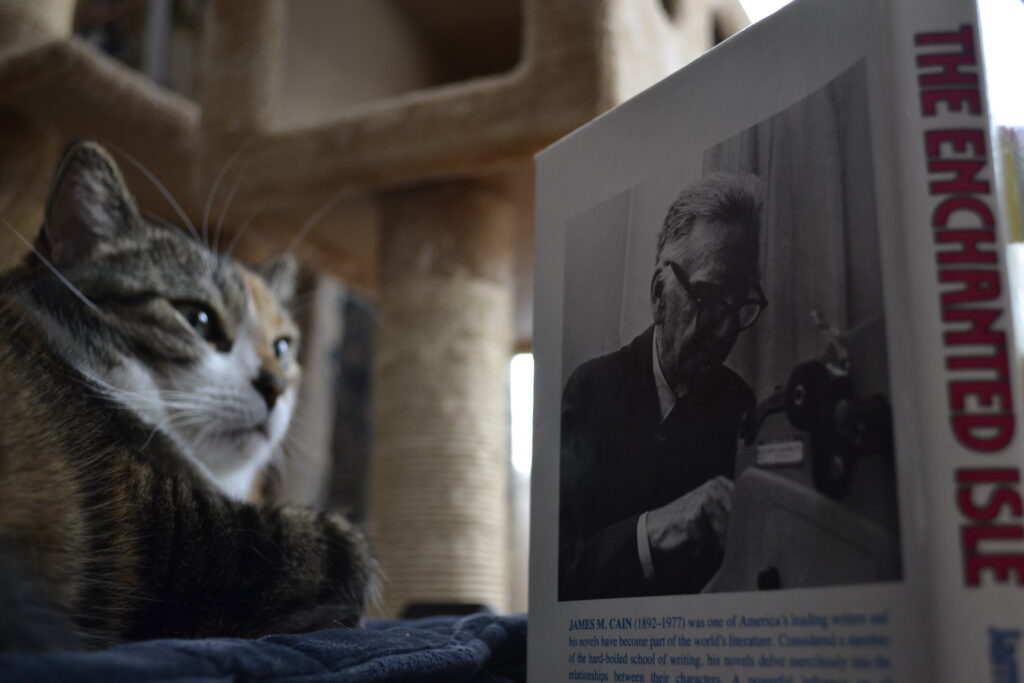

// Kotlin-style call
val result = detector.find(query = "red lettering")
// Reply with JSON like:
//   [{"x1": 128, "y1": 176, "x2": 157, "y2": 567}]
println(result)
[
  {"x1": 915, "y1": 25, "x2": 977, "y2": 87},
  {"x1": 957, "y1": 481, "x2": 1023, "y2": 521},
  {"x1": 963, "y1": 522, "x2": 1024, "y2": 585},
  {"x1": 943, "y1": 308, "x2": 1004, "y2": 346},
  {"x1": 922, "y1": 89, "x2": 982, "y2": 116},
  {"x1": 966, "y1": 553, "x2": 1024, "y2": 586},
  {"x1": 928, "y1": 159, "x2": 989, "y2": 194},
  {"x1": 926, "y1": 129, "x2": 986, "y2": 157},
  {"x1": 933, "y1": 196, "x2": 994, "y2": 229},
  {"x1": 916, "y1": 24, "x2": 975, "y2": 48},
  {"x1": 950, "y1": 381, "x2": 1013, "y2": 413},
  {"x1": 947, "y1": 352, "x2": 1009, "y2": 377},
  {"x1": 952, "y1": 413, "x2": 1015, "y2": 452},
  {"x1": 940, "y1": 269, "x2": 1001, "y2": 305},
  {"x1": 957, "y1": 469, "x2": 1024, "y2": 586},
  {"x1": 956, "y1": 468, "x2": 1020, "y2": 484},
  {"x1": 935, "y1": 229, "x2": 997, "y2": 264}
]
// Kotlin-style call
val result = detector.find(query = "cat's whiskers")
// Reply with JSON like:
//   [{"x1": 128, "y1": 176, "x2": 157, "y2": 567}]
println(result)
[
  {"x1": 278, "y1": 189, "x2": 353, "y2": 275},
  {"x1": 169, "y1": 406, "x2": 262, "y2": 438},
  {"x1": 140, "y1": 416, "x2": 176, "y2": 451},
  {"x1": 283, "y1": 292, "x2": 321, "y2": 317},
  {"x1": 0, "y1": 217, "x2": 101, "y2": 313},
  {"x1": 165, "y1": 408, "x2": 235, "y2": 427},
  {"x1": 141, "y1": 210, "x2": 198, "y2": 242},
  {"x1": 72, "y1": 372, "x2": 163, "y2": 408},
  {"x1": 193, "y1": 417, "x2": 235, "y2": 457},
  {"x1": 166, "y1": 384, "x2": 263, "y2": 427},
  {"x1": 201, "y1": 137, "x2": 255, "y2": 251},
  {"x1": 139, "y1": 406, "x2": 230, "y2": 453},
  {"x1": 225, "y1": 203, "x2": 264, "y2": 258},
  {"x1": 104, "y1": 142, "x2": 199, "y2": 243},
  {"x1": 79, "y1": 373, "x2": 246, "y2": 434},
  {"x1": 173, "y1": 374, "x2": 262, "y2": 420},
  {"x1": 66, "y1": 359, "x2": 269, "y2": 458},
  {"x1": 212, "y1": 161, "x2": 249, "y2": 253}
]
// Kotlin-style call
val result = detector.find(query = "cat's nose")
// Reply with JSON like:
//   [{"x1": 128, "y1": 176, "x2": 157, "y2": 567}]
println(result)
[{"x1": 252, "y1": 370, "x2": 285, "y2": 410}]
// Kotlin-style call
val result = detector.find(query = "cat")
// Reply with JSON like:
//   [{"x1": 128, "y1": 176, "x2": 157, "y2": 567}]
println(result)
[{"x1": 0, "y1": 141, "x2": 377, "y2": 649}]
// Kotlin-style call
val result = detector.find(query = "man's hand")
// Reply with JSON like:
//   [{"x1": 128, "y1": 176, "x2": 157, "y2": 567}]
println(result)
[{"x1": 646, "y1": 476, "x2": 733, "y2": 561}]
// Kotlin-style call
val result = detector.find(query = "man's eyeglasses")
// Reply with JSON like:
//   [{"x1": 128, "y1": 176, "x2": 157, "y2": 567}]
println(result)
[{"x1": 668, "y1": 261, "x2": 767, "y2": 331}]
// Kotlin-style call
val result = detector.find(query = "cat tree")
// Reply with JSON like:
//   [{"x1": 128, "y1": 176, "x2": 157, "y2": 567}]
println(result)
[{"x1": 0, "y1": 0, "x2": 747, "y2": 616}]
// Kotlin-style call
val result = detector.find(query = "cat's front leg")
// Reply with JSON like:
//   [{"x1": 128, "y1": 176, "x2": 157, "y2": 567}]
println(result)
[{"x1": 119, "y1": 471, "x2": 379, "y2": 641}]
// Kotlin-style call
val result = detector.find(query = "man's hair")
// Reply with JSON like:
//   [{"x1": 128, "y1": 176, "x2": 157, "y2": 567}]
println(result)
[{"x1": 656, "y1": 172, "x2": 763, "y2": 261}]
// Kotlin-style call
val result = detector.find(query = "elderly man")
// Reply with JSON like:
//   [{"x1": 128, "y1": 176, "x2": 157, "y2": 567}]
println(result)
[{"x1": 559, "y1": 173, "x2": 766, "y2": 600}]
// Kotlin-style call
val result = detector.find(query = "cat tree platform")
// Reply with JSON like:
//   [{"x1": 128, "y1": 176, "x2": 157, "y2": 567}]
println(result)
[
  {"x1": 196, "y1": 0, "x2": 749, "y2": 198},
  {"x1": 0, "y1": 0, "x2": 747, "y2": 300},
  {"x1": 0, "y1": 0, "x2": 747, "y2": 616}
]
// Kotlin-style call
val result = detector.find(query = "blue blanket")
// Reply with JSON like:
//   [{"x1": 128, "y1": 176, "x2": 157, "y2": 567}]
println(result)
[{"x1": 0, "y1": 613, "x2": 527, "y2": 682}]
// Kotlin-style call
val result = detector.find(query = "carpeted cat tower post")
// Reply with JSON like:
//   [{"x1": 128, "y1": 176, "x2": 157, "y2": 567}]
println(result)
[
  {"x1": 0, "y1": 0, "x2": 747, "y2": 617},
  {"x1": 372, "y1": 182, "x2": 517, "y2": 616}
]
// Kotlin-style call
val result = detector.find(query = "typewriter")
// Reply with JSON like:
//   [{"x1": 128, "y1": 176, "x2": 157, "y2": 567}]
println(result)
[{"x1": 705, "y1": 313, "x2": 902, "y2": 592}]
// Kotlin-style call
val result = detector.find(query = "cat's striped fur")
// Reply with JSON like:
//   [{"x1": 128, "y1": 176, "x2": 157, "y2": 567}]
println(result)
[{"x1": 0, "y1": 141, "x2": 377, "y2": 649}]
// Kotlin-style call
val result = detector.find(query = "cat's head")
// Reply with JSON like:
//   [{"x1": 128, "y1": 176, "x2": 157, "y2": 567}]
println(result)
[{"x1": 32, "y1": 140, "x2": 301, "y2": 500}]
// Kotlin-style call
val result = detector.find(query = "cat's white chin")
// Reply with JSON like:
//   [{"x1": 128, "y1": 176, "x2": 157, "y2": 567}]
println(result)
[
  {"x1": 177, "y1": 389, "x2": 295, "y2": 497},
  {"x1": 217, "y1": 423, "x2": 272, "y2": 442},
  {"x1": 180, "y1": 433, "x2": 279, "y2": 501},
  {"x1": 210, "y1": 446, "x2": 276, "y2": 501},
  {"x1": 171, "y1": 402, "x2": 292, "y2": 500}
]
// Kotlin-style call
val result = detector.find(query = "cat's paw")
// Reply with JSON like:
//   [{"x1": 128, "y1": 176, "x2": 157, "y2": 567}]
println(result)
[{"x1": 323, "y1": 512, "x2": 380, "y2": 626}]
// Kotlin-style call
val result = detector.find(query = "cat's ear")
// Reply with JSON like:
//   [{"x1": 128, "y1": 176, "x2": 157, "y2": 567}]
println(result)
[
  {"x1": 256, "y1": 255, "x2": 298, "y2": 307},
  {"x1": 40, "y1": 141, "x2": 140, "y2": 267}
]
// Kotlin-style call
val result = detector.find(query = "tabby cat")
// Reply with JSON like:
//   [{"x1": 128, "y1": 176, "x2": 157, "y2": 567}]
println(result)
[{"x1": 0, "y1": 141, "x2": 377, "y2": 649}]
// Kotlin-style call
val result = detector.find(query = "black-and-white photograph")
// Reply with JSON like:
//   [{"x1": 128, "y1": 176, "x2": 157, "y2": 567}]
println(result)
[{"x1": 558, "y1": 62, "x2": 903, "y2": 601}]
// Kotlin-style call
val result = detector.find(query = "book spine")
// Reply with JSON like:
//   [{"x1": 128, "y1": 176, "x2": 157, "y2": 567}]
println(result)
[{"x1": 885, "y1": 0, "x2": 1024, "y2": 679}]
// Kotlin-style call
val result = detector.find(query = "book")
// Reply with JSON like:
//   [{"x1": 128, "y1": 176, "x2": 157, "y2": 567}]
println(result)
[{"x1": 529, "y1": 0, "x2": 1024, "y2": 681}]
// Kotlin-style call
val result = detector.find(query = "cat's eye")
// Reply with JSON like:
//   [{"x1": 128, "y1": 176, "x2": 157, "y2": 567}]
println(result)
[
  {"x1": 175, "y1": 303, "x2": 229, "y2": 350},
  {"x1": 186, "y1": 308, "x2": 211, "y2": 335},
  {"x1": 273, "y1": 337, "x2": 291, "y2": 361}
]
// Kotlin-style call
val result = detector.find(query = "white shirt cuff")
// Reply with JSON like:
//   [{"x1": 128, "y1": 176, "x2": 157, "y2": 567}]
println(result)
[{"x1": 637, "y1": 511, "x2": 656, "y2": 582}]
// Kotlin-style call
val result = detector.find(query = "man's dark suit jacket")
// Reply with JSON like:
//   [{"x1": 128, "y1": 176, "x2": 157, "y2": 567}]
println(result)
[{"x1": 558, "y1": 325, "x2": 754, "y2": 600}]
